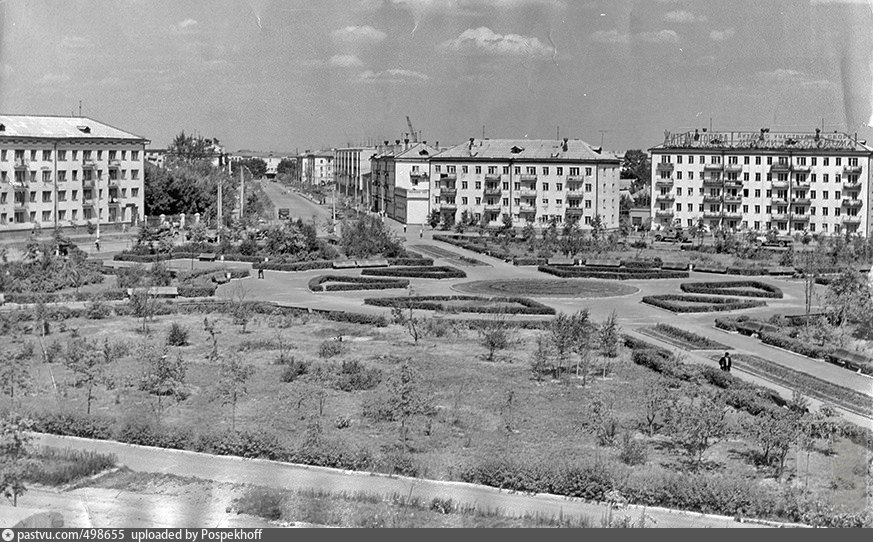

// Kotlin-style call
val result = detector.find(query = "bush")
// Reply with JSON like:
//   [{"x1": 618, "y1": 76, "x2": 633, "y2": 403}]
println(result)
[
  {"x1": 166, "y1": 322, "x2": 189, "y2": 346},
  {"x1": 512, "y1": 257, "x2": 547, "y2": 266},
  {"x1": 387, "y1": 257, "x2": 435, "y2": 266},
  {"x1": 652, "y1": 323, "x2": 726, "y2": 349},
  {"x1": 253, "y1": 260, "x2": 334, "y2": 272},
  {"x1": 363, "y1": 295, "x2": 555, "y2": 315},
  {"x1": 26, "y1": 448, "x2": 117, "y2": 486},
  {"x1": 194, "y1": 429, "x2": 285, "y2": 460},
  {"x1": 641, "y1": 294, "x2": 766, "y2": 313},
  {"x1": 323, "y1": 311, "x2": 389, "y2": 327},
  {"x1": 361, "y1": 266, "x2": 466, "y2": 279},
  {"x1": 233, "y1": 487, "x2": 285, "y2": 521},
  {"x1": 117, "y1": 418, "x2": 193, "y2": 450},
  {"x1": 332, "y1": 360, "x2": 382, "y2": 392},
  {"x1": 758, "y1": 332, "x2": 831, "y2": 359},
  {"x1": 713, "y1": 316, "x2": 750, "y2": 332},
  {"x1": 620, "y1": 258, "x2": 663, "y2": 269},
  {"x1": 307, "y1": 275, "x2": 409, "y2": 292},
  {"x1": 538, "y1": 266, "x2": 688, "y2": 280},
  {"x1": 679, "y1": 281, "x2": 783, "y2": 299},
  {"x1": 29, "y1": 411, "x2": 115, "y2": 439},
  {"x1": 619, "y1": 433, "x2": 648, "y2": 466},
  {"x1": 279, "y1": 358, "x2": 308, "y2": 383},
  {"x1": 177, "y1": 284, "x2": 218, "y2": 298},
  {"x1": 318, "y1": 339, "x2": 347, "y2": 359}
]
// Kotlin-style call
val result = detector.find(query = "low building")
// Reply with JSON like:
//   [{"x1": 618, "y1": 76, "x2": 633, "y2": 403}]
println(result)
[
  {"x1": 371, "y1": 140, "x2": 440, "y2": 224},
  {"x1": 299, "y1": 150, "x2": 334, "y2": 187},
  {"x1": 430, "y1": 138, "x2": 622, "y2": 229},
  {"x1": 649, "y1": 129, "x2": 873, "y2": 236},
  {"x1": 0, "y1": 114, "x2": 148, "y2": 233}
]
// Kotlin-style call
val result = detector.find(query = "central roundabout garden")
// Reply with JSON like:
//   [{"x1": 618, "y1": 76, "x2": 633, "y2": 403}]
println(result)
[{"x1": 450, "y1": 279, "x2": 639, "y2": 298}]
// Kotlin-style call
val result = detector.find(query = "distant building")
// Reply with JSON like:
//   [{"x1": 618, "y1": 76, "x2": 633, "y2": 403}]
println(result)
[
  {"x1": 299, "y1": 150, "x2": 334, "y2": 186},
  {"x1": 649, "y1": 129, "x2": 873, "y2": 235},
  {"x1": 146, "y1": 139, "x2": 227, "y2": 169},
  {"x1": 231, "y1": 150, "x2": 294, "y2": 179},
  {"x1": 371, "y1": 141, "x2": 440, "y2": 224},
  {"x1": 335, "y1": 146, "x2": 376, "y2": 207},
  {"x1": 430, "y1": 138, "x2": 623, "y2": 229},
  {"x1": 0, "y1": 114, "x2": 148, "y2": 232}
]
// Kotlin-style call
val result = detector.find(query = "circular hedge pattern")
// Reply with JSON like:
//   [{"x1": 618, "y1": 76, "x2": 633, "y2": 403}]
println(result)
[{"x1": 451, "y1": 279, "x2": 639, "y2": 298}]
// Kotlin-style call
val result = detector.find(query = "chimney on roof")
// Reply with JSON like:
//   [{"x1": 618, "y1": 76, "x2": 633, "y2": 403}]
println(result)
[
  {"x1": 562, "y1": 138, "x2": 568, "y2": 152},
  {"x1": 469, "y1": 138, "x2": 475, "y2": 150},
  {"x1": 815, "y1": 128, "x2": 821, "y2": 141},
  {"x1": 0, "y1": 123, "x2": 4, "y2": 132},
  {"x1": 693, "y1": 129, "x2": 700, "y2": 141}
]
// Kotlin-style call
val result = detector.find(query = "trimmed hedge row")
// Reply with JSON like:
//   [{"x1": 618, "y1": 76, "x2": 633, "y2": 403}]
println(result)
[
  {"x1": 651, "y1": 323, "x2": 727, "y2": 349},
  {"x1": 641, "y1": 294, "x2": 766, "y2": 313},
  {"x1": 361, "y1": 266, "x2": 466, "y2": 279},
  {"x1": 758, "y1": 332, "x2": 832, "y2": 360},
  {"x1": 539, "y1": 266, "x2": 689, "y2": 280},
  {"x1": 432, "y1": 234, "x2": 514, "y2": 261},
  {"x1": 620, "y1": 258, "x2": 663, "y2": 269},
  {"x1": 3, "y1": 289, "x2": 128, "y2": 304},
  {"x1": 177, "y1": 284, "x2": 218, "y2": 298},
  {"x1": 512, "y1": 257, "x2": 548, "y2": 266},
  {"x1": 363, "y1": 295, "x2": 555, "y2": 315},
  {"x1": 307, "y1": 275, "x2": 410, "y2": 292},
  {"x1": 679, "y1": 281, "x2": 784, "y2": 299},
  {"x1": 253, "y1": 260, "x2": 335, "y2": 272},
  {"x1": 714, "y1": 316, "x2": 751, "y2": 332}
]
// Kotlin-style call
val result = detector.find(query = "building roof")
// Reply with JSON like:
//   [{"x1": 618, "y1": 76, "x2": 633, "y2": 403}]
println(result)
[
  {"x1": 373, "y1": 142, "x2": 440, "y2": 160},
  {"x1": 234, "y1": 150, "x2": 295, "y2": 159},
  {"x1": 432, "y1": 138, "x2": 621, "y2": 162},
  {"x1": 651, "y1": 129, "x2": 873, "y2": 153},
  {"x1": 0, "y1": 114, "x2": 148, "y2": 142}
]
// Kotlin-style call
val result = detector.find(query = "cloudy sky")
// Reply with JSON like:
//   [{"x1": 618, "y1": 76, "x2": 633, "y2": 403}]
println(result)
[{"x1": 1, "y1": 0, "x2": 871, "y2": 152}]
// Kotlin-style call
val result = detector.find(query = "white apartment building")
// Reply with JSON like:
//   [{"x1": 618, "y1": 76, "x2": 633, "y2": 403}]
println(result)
[
  {"x1": 0, "y1": 114, "x2": 148, "y2": 233},
  {"x1": 371, "y1": 141, "x2": 439, "y2": 224},
  {"x1": 430, "y1": 138, "x2": 622, "y2": 228},
  {"x1": 299, "y1": 150, "x2": 334, "y2": 187},
  {"x1": 335, "y1": 146, "x2": 376, "y2": 206},
  {"x1": 649, "y1": 129, "x2": 873, "y2": 236}
]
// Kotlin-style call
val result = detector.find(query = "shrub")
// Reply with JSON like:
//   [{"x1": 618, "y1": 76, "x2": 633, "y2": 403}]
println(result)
[
  {"x1": 194, "y1": 429, "x2": 285, "y2": 460},
  {"x1": 85, "y1": 295, "x2": 113, "y2": 319},
  {"x1": 253, "y1": 260, "x2": 334, "y2": 272},
  {"x1": 387, "y1": 257, "x2": 435, "y2": 266},
  {"x1": 679, "y1": 280, "x2": 783, "y2": 299},
  {"x1": 233, "y1": 487, "x2": 285, "y2": 521},
  {"x1": 332, "y1": 360, "x2": 382, "y2": 392},
  {"x1": 641, "y1": 294, "x2": 766, "y2": 313},
  {"x1": 619, "y1": 433, "x2": 648, "y2": 466},
  {"x1": 177, "y1": 284, "x2": 218, "y2": 298},
  {"x1": 538, "y1": 266, "x2": 688, "y2": 280},
  {"x1": 166, "y1": 322, "x2": 189, "y2": 347},
  {"x1": 279, "y1": 359, "x2": 308, "y2": 383},
  {"x1": 361, "y1": 266, "x2": 467, "y2": 279},
  {"x1": 307, "y1": 275, "x2": 409, "y2": 292},
  {"x1": 363, "y1": 295, "x2": 555, "y2": 315},
  {"x1": 318, "y1": 339, "x2": 347, "y2": 359},
  {"x1": 26, "y1": 448, "x2": 117, "y2": 486},
  {"x1": 651, "y1": 323, "x2": 726, "y2": 349},
  {"x1": 117, "y1": 418, "x2": 193, "y2": 450},
  {"x1": 512, "y1": 257, "x2": 547, "y2": 266},
  {"x1": 29, "y1": 411, "x2": 114, "y2": 439},
  {"x1": 758, "y1": 332, "x2": 831, "y2": 359}
]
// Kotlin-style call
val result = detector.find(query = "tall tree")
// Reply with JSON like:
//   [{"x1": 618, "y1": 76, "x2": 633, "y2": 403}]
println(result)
[
  {"x1": 621, "y1": 150, "x2": 652, "y2": 193},
  {"x1": 232, "y1": 157, "x2": 268, "y2": 179},
  {"x1": 167, "y1": 131, "x2": 217, "y2": 162},
  {"x1": 825, "y1": 267, "x2": 873, "y2": 327},
  {"x1": 0, "y1": 416, "x2": 34, "y2": 507},
  {"x1": 386, "y1": 361, "x2": 433, "y2": 451},
  {"x1": 0, "y1": 343, "x2": 34, "y2": 410}
]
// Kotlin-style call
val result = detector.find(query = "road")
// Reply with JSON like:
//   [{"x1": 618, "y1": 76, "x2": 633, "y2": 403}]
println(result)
[
  {"x1": 259, "y1": 182, "x2": 332, "y2": 225},
  {"x1": 31, "y1": 433, "x2": 788, "y2": 529}
]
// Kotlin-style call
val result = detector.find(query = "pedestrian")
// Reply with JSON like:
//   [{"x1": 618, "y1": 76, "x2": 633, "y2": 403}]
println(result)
[
  {"x1": 403, "y1": 224, "x2": 407, "y2": 234},
  {"x1": 419, "y1": 226, "x2": 423, "y2": 238},
  {"x1": 95, "y1": 239, "x2": 100, "y2": 252},
  {"x1": 258, "y1": 267, "x2": 265, "y2": 279},
  {"x1": 718, "y1": 351, "x2": 732, "y2": 372}
]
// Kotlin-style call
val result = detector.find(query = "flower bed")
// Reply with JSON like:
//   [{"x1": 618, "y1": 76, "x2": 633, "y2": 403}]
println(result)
[
  {"x1": 641, "y1": 294, "x2": 766, "y2": 313},
  {"x1": 363, "y1": 295, "x2": 555, "y2": 315},
  {"x1": 538, "y1": 266, "x2": 688, "y2": 280},
  {"x1": 679, "y1": 280, "x2": 783, "y2": 299},
  {"x1": 307, "y1": 275, "x2": 410, "y2": 292},
  {"x1": 361, "y1": 266, "x2": 466, "y2": 279}
]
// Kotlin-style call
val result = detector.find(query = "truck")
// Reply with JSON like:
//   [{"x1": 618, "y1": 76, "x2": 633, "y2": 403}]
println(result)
[
  {"x1": 653, "y1": 227, "x2": 688, "y2": 243},
  {"x1": 278, "y1": 208, "x2": 291, "y2": 220}
]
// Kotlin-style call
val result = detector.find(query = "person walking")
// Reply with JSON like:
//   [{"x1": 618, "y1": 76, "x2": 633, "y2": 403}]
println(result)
[
  {"x1": 403, "y1": 224, "x2": 407, "y2": 234},
  {"x1": 718, "y1": 351, "x2": 732, "y2": 372},
  {"x1": 419, "y1": 225, "x2": 423, "y2": 239},
  {"x1": 94, "y1": 239, "x2": 100, "y2": 252}
]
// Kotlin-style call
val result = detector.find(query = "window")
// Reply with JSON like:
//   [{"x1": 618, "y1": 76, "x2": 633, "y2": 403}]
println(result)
[
  {"x1": 676, "y1": 155, "x2": 683, "y2": 164},
  {"x1": 461, "y1": 166, "x2": 468, "y2": 174},
  {"x1": 0, "y1": 172, "x2": 5, "y2": 182},
  {"x1": 755, "y1": 205, "x2": 761, "y2": 213},
  {"x1": 662, "y1": 155, "x2": 671, "y2": 163},
  {"x1": 823, "y1": 191, "x2": 829, "y2": 199},
  {"x1": 58, "y1": 191, "x2": 66, "y2": 202},
  {"x1": 30, "y1": 150, "x2": 37, "y2": 161},
  {"x1": 689, "y1": 171, "x2": 694, "y2": 180},
  {"x1": 109, "y1": 150, "x2": 117, "y2": 161},
  {"x1": 475, "y1": 197, "x2": 481, "y2": 205},
  {"x1": 543, "y1": 167, "x2": 549, "y2": 175},
  {"x1": 42, "y1": 211, "x2": 51, "y2": 222},
  {"x1": 823, "y1": 207, "x2": 828, "y2": 216},
  {"x1": 744, "y1": 173, "x2": 749, "y2": 181},
  {"x1": 555, "y1": 199, "x2": 563, "y2": 206},
  {"x1": 585, "y1": 167, "x2": 592, "y2": 176},
  {"x1": 131, "y1": 188, "x2": 138, "y2": 198},
  {"x1": 42, "y1": 171, "x2": 51, "y2": 182},
  {"x1": 514, "y1": 167, "x2": 521, "y2": 174},
  {"x1": 461, "y1": 197, "x2": 468, "y2": 205},
  {"x1": 542, "y1": 198, "x2": 548, "y2": 205},
  {"x1": 569, "y1": 167, "x2": 579, "y2": 176},
  {"x1": 744, "y1": 156, "x2": 750, "y2": 164},
  {"x1": 527, "y1": 167, "x2": 536, "y2": 175},
  {"x1": 836, "y1": 190, "x2": 841, "y2": 199},
  {"x1": 503, "y1": 198, "x2": 509, "y2": 206},
  {"x1": 743, "y1": 205, "x2": 748, "y2": 213},
  {"x1": 0, "y1": 150, "x2": 5, "y2": 161},
  {"x1": 767, "y1": 157, "x2": 773, "y2": 165},
  {"x1": 131, "y1": 170, "x2": 139, "y2": 180},
  {"x1": 42, "y1": 150, "x2": 51, "y2": 161},
  {"x1": 676, "y1": 203, "x2": 682, "y2": 211},
  {"x1": 542, "y1": 183, "x2": 549, "y2": 191},
  {"x1": 688, "y1": 155, "x2": 694, "y2": 164},
  {"x1": 556, "y1": 183, "x2": 563, "y2": 191},
  {"x1": 823, "y1": 157, "x2": 829, "y2": 166},
  {"x1": 461, "y1": 181, "x2": 468, "y2": 189},
  {"x1": 754, "y1": 156, "x2": 761, "y2": 165},
  {"x1": 447, "y1": 166, "x2": 455, "y2": 173},
  {"x1": 585, "y1": 200, "x2": 591, "y2": 209},
  {"x1": 676, "y1": 188, "x2": 683, "y2": 196},
  {"x1": 474, "y1": 166, "x2": 481, "y2": 174},
  {"x1": 502, "y1": 182, "x2": 509, "y2": 190},
  {"x1": 811, "y1": 190, "x2": 816, "y2": 199},
  {"x1": 29, "y1": 171, "x2": 36, "y2": 182},
  {"x1": 677, "y1": 171, "x2": 683, "y2": 180},
  {"x1": 834, "y1": 207, "x2": 840, "y2": 216},
  {"x1": 729, "y1": 156, "x2": 738, "y2": 164},
  {"x1": 754, "y1": 189, "x2": 760, "y2": 197},
  {"x1": 503, "y1": 166, "x2": 510, "y2": 174},
  {"x1": 823, "y1": 174, "x2": 829, "y2": 183},
  {"x1": 42, "y1": 191, "x2": 51, "y2": 202},
  {"x1": 811, "y1": 173, "x2": 816, "y2": 182},
  {"x1": 435, "y1": 165, "x2": 441, "y2": 173},
  {"x1": 72, "y1": 171, "x2": 78, "y2": 181},
  {"x1": 475, "y1": 181, "x2": 481, "y2": 190},
  {"x1": 131, "y1": 151, "x2": 139, "y2": 161},
  {"x1": 849, "y1": 157, "x2": 858, "y2": 166},
  {"x1": 798, "y1": 157, "x2": 806, "y2": 165},
  {"x1": 836, "y1": 157, "x2": 842, "y2": 166},
  {"x1": 755, "y1": 173, "x2": 761, "y2": 182},
  {"x1": 556, "y1": 167, "x2": 563, "y2": 175}
]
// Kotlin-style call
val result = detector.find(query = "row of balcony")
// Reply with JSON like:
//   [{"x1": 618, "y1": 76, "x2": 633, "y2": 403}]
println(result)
[
  {"x1": 655, "y1": 177, "x2": 861, "y2": 191},
  {"x1": 11, "y1": 158, "x2": 126, "y2": 170},
  {"x1": 8, "y1": 179, "x2": 124, "y2": 189},
  {"x1": 435, "y1": 186, "x2": 590, "y2": 197}
]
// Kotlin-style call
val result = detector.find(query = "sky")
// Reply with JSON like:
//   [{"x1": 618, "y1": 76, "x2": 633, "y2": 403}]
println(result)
[{"x1": 1, "y1": 0, "x2": 872, "y2": 153}]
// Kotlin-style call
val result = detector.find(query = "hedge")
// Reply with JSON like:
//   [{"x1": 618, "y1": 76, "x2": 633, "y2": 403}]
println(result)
[
  {"x1": 3, "y1": 289, "x2": 128, "y2": 304},
  {"x1": 641, "y1": 294, "x2": 766, "y2": 313},
  {"x1": 692, "y1": 265, "x2": 728, "y2": 274},
  {"x1": 620, "y1": 258, "x2": 663, "y2": 269},
  {"x1": 387, "y1": 257, "x2": 434, "y2": 267},
  {"x1": 713, "y1": 316, "x2": 752, "y2": 332},
  {"x1": 725, "y1": 267, "x2": 772, "y2": 276},
  {"x1": 361, "y1": 266, "x2": 466, "y2": 279},
  {"x1": 253, "y1": 260, "x2": 334, "y2": 272},
  {"x1": 538, "y1": 266, "x2": 689, "y2": 280},
  {"x1": 679, "y1": 281, "x2": 784, "y2": 299},
  {"x1": 177, "y1": 284, "x2": 218, "y2": 298},
  {"x1": 512, "y1": 257, "x2": 547, "y2": 266},
  {"x1": 363, "y1": 295, "x2": 555, "y2": 315},
  {"x1": 307, "y1": 275, "x2": 409, "y2": 292},
  {"x1": 650, "y1": 323, "x2": 727, "y2": 349},
  {"x1": 758, "y1": 332, "x2": 832, "y2": 360},
  {"x1": 432, "y1": 234, "x2": 514, "y2": 261}
]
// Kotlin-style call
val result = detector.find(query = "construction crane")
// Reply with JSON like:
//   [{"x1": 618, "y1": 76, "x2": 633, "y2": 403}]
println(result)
[{"x1": 406, "y1": 116, "x2": 419, "y2": 143}]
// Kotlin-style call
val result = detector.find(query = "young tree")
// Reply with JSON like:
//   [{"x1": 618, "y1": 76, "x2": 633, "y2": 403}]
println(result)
[
  {"x1": 64, "y1": 338, "x2": 115, "y2": 415},
  {"x1": 427, "y1": 209, "x2": 441, "y2": 229},
  {"x1": 211, "y1": 353, "x2": 255, "y2": 431},
  {"x1": 0, "y1": 416, "x2": 35, "y2": 507},
  {"x1": 230, "y1": 281, "x2": 253, "y2": 333},
  {"x1": 742, "y1": 409, "x2": 800, "y2": 478},
  {"x1": 129, "y1": 289, "x2": 158, "y2": 334},
  {"x1": 521, "y1": 221, "x2": 537, "y2": 254},
  {"x1": 386, "y1": 361, "x2": 433, "y2": 451},
  {"x1": 0, "y1": 343, "x2": 34, "y2": 410},
  {"x1": 598, "y1": 311, "x2": 621, "y2": 358},
  {"x1": 641, "y1": 378, "x2": 671, "y2": 436},
  {"x1": 478, "y1": 312, "x2": 510, "y2": 362},
  {"x1": 529, "y1": 335, "x2": 552, "y2": 382},
  {"x1": 586, "y1": 394, "x2": 620, "y2": 446},
  {"x1": 139, "y1": 344, "x2": 188, "y2": 422},
  {"x1": 666, "y1": 394, "x2": 727, "y2": 468},
  {"x1": 203, "y1": 317, "x2": 220, "y2": 362},
  {"x1": 590, "y1": 215, "x2": 605, "y2": 253}
]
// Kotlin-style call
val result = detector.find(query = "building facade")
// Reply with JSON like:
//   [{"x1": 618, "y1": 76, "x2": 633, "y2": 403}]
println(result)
[
  {"x1": 299, "y1": 150, "x2": 334, "y2": 187},
  {"x1": 371, "y1": 141, "x2": 439, "y2": 224},
  {"x1": 430, "y1": 138, "x2": 622, "y2": 229},
  {"x1": 649, "y1": 129, "x2": 873, "y2": 236},
  {"x1": 0, "y1": 115, "x2": 148, "y2": 233},
  {"x1": 334, "y1": 146, "x2": 376, "y2": 207}
]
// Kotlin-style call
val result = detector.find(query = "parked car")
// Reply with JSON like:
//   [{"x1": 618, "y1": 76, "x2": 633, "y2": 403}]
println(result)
[
  {"x1": 654, "y1": 227, "x2": 688, "y2": 243},
  {"x1": 756, "y1": 234, "x2": 793, "y2": 248}
]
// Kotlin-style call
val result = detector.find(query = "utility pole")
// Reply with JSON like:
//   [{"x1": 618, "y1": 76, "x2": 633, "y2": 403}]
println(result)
[
  {"x1": 217, "y1": 175, "x2": 223, "y2": 244},
  {"x1": 239, "y1": 166, "x2": 245, "y2": 223}
]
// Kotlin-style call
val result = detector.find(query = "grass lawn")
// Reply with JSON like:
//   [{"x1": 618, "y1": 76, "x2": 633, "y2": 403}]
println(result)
[
  {"x1": 452, "y1": 279, "x2": 639, "y2": 298},
  {"x1": 6, "y1": 310, "x2": 870, "y2": 520}
]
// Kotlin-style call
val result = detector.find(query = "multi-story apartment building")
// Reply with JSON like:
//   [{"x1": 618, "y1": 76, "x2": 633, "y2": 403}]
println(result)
[
  {"x1": 335, "y1": 146, "x2": 376, "y2": 207},
  {"x1": 298, "y1": 150, "x2": 334, "y2": 187},
  {"x1": 230, "y1": 151, "x2": 294, "y2": 179},
  {"x1": 649, "y1": 129, "x2": 873, "y2": 236},
  {"x1": 0, "y1": 114, "x2": 148, "y2": 232},
  {"x1": 430, "y1": 138, "x2": 622, "y2": 228},
  {"x1": 371, "y1": 140, "x2": 439, "y2": 224}
]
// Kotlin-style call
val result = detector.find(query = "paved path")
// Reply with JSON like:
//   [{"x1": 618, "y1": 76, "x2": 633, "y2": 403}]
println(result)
[
  {"x1": 31, "y1": 433, "x2": 788, "y2": 529},
  {"x1": 260, "y1": 183, "x2": 332, "y2": 225}
]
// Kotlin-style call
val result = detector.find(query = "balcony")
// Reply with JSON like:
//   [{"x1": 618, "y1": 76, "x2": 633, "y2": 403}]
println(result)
[
  {"x1": 723, "y1": 196, "x2": 742, "y2": 205},
  {"x1": 439, "y1": 181, "x2": 456, "y2": 190},
  {"x1": 771, "y1": 180, "x2": 790, "y2": 189},
  {"x1": 567, "y1": 190, "x2": 585, "y2": 199},
  {"x1": 842, "y1": 215, "x2": 862, "y2": 224},
  {"x1": 483, "y1": 204, "x2": 502, "y2": 212},
  {"x1": 13, "y1": 201, "x2": 26, "y2": 210},
  {"x1": 656, "y1": 162, "x2": 675, "y2": 173},
  {"x1": 440, "y1": 188, "x2": 457, "y2": 197},
  {"x1": 519, "y1": 204, "x2": 536, "y2": 214},
  {"x1": 722, "y1": 212, "x2": 742, "y2": 220},
  {"x1": 108, "y1": 199, "x2": 121, "y2": 208},
  {"x1": 566, "y1": 175, "x2": 588, "y2": 183},
  {"x1": 439, "y1": 173, "x2": 457, "y2": 181},
  {"x1": 791, "y1": 214, "x2": 810, "y2": 222},
  {"x1": 843, "y1": 165, "x2": 863, "y2": 175},
  {"x1": 13, "y1": 158, "x2": 29, "y2": 169},
  {"x1": 483, "y1": 187, "x2": 502, "y2": 197},
  {"x1": 484, "y1": 174, "x2": 501, "y2": 182},
  {"x1": 702, "y1": 178, "x2": 723, "y2": 187},
  {"x1": 82, "y1": 180, "x2": 95, "y2": 189},
  {"x1": 724, "y1": 164, "x2": 743, "y2": 173},
  {"x1": 703, "y1": 211, "x2": 723, "y2": 219},
  {"x1": 655, "y1": 179, "x2": 674, "y2": 188},
  {"x1": 439, "y1": 203, "x2": 457, "y2": 211},
  {"x1": 108, "y1": 160, "x2": 121, "y2": 170},
  {"x1": 565, "y1": 207, "x2": 583, "y2": 217},
  {"x1": 842, "y1": 199, "x2": 864, "y2": 209},
  {"x1": 792, "y1": 180, "x2": 811, "y2": 189},
  {"x1": 108, "y1": 179, "x2": 120, "y2": 188},
  {"x1": 410, "y1": 171, "x2": 428, "y2": 179},
  {"x1": 519, "y1": 174, "x2": 538, "y2": 182},
  {"x1": 770, "y1": 197, "x2": 788, "y2": 206},
  {"x1": 702, "y1": 195, "x2": 722, "y2": 204},
  {"x1": 82, "y1": 159, "x2": 98, "y2": 169},
  {"x1": 724, "y1": 180, "x2": 743, "y2": 189},
  {"x1": 771, "y1": 213, "x2": 790, "y2": 222},
  {"x1": 843, "y1": 179, "x2": 862, "y2": 190},
  {"x1": 655, "y1": 210, "x2": 674, "y2": 218},
  {"x1": 517, "y1": 188, "x2": 537, "y2": 197},
  {"x1": 703, "y1": 163, "x2": 724, "y2": 172},
  {"x1": 770, "y1": 162, "x2": 790, "y2": 172},
  {"x1": 81, "y1": 201, "x2": 94, "y2": 209},
  {"x1": 790, "y1": 198, "x2": 811, "y2": 206}
]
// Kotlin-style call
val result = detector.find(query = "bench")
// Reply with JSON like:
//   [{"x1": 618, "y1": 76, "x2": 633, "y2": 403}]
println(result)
[
  {"x1": 661, "y1": 261, "x2": 690, "y2": 271},
  {"x1": 767, "y1": 266, "x2": 796, "y2": 276},
  {"x1": 198, "y1": 253, "x2": 217, "y2": 262}
]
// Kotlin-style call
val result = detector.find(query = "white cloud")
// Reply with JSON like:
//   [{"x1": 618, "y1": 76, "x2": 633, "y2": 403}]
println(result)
[
  {"x1": 329, "y1": 54, "x2": 364, "y2": 67},
  {"x1": 591, "y1": 29, "x2": 680, "y2": 45},
  {"x1": 709, "y1": 28, "x2": 736, "y2": 41},
  {"x1": 664, "y1": 10, "x2": 707, "y2": 23},
  {"x1": 441, "y1": 27, "x2": 551, "y2": 57},
  {"x1": 170, "y1": 18, "x2": 199, "y2": 34},
  {"x1": 756, "y1": 68, "x2": 835, "y2": 88},
  {"x1": 359, "y1": 68, "x2": 430, "y2": 83},
  {"x1": 332, "y1": 25, "x2": 387, "y2": 43},
  {"x1": 179, "y1": 18, "x2": 198, "y2": 28}
]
